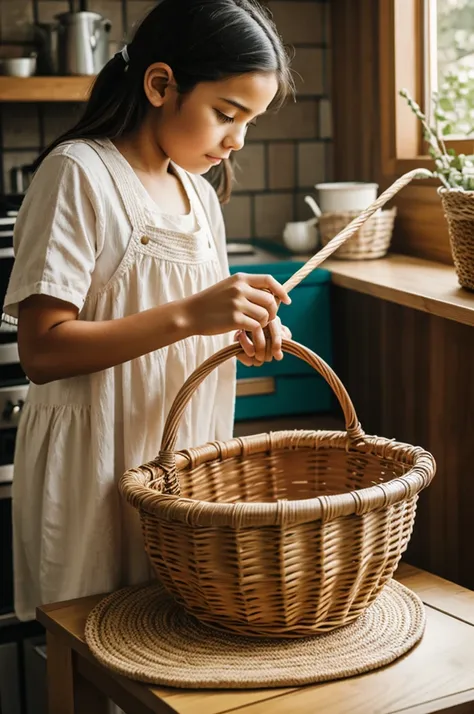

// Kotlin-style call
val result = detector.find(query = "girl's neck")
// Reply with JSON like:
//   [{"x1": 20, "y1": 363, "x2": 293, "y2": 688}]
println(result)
[
  {"x1": 112, "y1": 120, "x2": 191, "y2": 217},
  {"x1": 114, "y1": 121, "x2": 171, "y2": 179}
]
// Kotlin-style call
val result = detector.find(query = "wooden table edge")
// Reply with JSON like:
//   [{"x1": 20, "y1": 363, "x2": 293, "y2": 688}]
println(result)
[{"x1": 36, "y1": 562, "x2": 474, "y2": 714}]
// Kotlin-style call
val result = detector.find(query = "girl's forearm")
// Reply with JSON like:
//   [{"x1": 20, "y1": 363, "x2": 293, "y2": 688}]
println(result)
[{"x1": 20, "y1": 299, "x2": 196, "y2": 384}]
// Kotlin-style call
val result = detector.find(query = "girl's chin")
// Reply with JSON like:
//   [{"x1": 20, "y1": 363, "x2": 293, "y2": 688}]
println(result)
[{"x1": 171, "y1": 157, "x2": 219, "y2": 175}]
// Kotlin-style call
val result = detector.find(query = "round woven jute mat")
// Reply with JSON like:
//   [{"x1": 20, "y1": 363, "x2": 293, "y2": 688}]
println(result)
[{"x1": 85, "y1": 579, "x2": 425, "y2": 689}]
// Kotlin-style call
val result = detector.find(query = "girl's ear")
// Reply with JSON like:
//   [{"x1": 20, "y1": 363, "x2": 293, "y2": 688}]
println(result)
[{"x1": 143, "y1": 63, "x2": 176, "y2": 107}]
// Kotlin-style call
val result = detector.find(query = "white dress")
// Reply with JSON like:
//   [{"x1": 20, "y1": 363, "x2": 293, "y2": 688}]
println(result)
[{"x1": 3, "y1": 139, "x2": 236, "y2": 621}]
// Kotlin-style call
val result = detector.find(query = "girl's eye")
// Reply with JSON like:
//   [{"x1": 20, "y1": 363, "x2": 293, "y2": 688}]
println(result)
[
  {"x1": 215, "y1": 109, "x2": 234, "y2": 124},
  {"x1": 214, "y1": 109, "x2": 258, "y2": 128}
]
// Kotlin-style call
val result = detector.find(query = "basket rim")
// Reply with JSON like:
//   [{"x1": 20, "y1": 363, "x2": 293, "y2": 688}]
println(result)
[
  {"x1": 438, "y1": 187, "x2": 474, "y2": 195},
  {"x1": 318, "y1": 206, "x2": 397, "y2": 220},
  {"x1": 119, "y1": 430, "x2": 436, "y2": 528}
]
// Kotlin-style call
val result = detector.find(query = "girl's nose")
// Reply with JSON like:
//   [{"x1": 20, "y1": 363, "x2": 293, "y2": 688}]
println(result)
[{"x1": 224, "y1": 125, "x2": 246, "y2": 152}]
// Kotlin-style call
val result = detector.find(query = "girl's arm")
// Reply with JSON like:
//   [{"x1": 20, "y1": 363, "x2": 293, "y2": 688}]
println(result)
[
  {"x1": 18, "y1": 272, "x2": 291, "y2": 384},
  {"x1": 19, "y1": 294, "x2": 193, "y2": 384}
]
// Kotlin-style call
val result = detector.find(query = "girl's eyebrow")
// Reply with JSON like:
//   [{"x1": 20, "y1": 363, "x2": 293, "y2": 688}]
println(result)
[{"x1": 218, "y1": 97, "x2": 264, "y2": 117}]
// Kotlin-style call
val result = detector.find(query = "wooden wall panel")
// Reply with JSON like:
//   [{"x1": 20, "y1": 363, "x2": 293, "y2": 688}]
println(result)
[
  {"x1": 331, "y1": 0, "x2": 381, "y2": 182},
  {"x1": 332, "y1": 286, "x2": 474, "y2": 589},
  {"x1": 390, "y1": 185, "x2": 452, "y2": 264}
]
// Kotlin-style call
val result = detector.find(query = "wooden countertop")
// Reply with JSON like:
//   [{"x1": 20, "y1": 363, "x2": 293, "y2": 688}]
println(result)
[
  {"x1": 325, "y1": 254, "x2": 474, "y2": 328},
  {"x1": 38, "y1": 563, "x2": 474, "y2": 714}
]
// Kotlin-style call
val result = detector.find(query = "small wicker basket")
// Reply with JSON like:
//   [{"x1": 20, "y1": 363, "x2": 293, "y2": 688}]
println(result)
[
  {"x1": 120, "y1": 341, "x2": 435, "y2": 638},
  {"x1": 319, "y1": 207, "x2": 397, "y2": 260}
]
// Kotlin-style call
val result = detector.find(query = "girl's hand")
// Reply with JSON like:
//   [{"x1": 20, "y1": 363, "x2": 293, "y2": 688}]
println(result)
[
  {"x1": 234, "y1": 317, "x2": 292, "y2": 367},
  {"x1": 184, "y1": 272, "x2": 291, "y2": 338}
]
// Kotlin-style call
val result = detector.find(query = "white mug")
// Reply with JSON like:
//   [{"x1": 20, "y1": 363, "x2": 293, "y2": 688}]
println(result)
[{"x1": 283, "y1": 221, "x2": 318, "y2": 253}]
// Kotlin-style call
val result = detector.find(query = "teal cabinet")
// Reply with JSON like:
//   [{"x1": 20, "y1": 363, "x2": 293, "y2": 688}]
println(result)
[{"x1": 229, "y1": 261, "x2": 332, "y2": 421}]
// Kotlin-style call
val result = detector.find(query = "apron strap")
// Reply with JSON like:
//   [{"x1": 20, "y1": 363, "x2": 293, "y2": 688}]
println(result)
[{"x1": 81, "y1": 138, "x2": 147, "y2": 233}]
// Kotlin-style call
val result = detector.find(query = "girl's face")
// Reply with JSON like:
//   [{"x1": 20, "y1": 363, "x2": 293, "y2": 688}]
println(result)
[{"x1": 151, "y1": 71, "x2": 279, "y2": 174}]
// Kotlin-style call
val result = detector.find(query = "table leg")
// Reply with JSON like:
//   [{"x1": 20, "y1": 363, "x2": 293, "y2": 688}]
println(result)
[
  {"x1": 46, "y1": 631, "x2": 75, "y2": 714},
  {"x1": 46, "y1": 631, "x2": 109, "y2": 714},
  {"x1": 74, "y1": 672, "x2": 110, "y2": 714}
]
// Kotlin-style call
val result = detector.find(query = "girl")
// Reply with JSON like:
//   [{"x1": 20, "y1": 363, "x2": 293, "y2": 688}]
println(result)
[{"x1": 3, "y1": 0, "x2": 295, "y2": 622}]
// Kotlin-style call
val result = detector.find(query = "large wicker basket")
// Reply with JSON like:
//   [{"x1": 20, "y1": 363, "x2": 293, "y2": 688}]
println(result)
[
  {"x1": 439, "y1": 188, "x2": 474, "y2": 291},
  {"x1": 319, "y1": 207, "x2": 397, "y2": 260},
  {"x1": 120, "y1": 340, "x2": 435, "y2": 638}
]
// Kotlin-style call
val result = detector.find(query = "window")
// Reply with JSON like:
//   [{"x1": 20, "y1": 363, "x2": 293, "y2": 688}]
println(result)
[
  {"x1": 426, "y1": 0, "x2": 474, "y2": 138},
  {"x1": 377, "y1": 0, "x2": 474, "y2": 261},
  {"x1": 380, "y1": 0, "x2": 474, "y2": 176}
]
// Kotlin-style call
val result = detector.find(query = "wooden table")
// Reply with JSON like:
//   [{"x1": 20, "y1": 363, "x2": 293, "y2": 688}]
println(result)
[{"x1": 37, "y1": 563, "x2": 474, "y2": 714}]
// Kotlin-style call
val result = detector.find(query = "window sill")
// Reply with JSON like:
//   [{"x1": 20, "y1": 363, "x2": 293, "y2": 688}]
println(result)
[{"x1": 325, "y1": 253, "x2": 474, "y2": 327}]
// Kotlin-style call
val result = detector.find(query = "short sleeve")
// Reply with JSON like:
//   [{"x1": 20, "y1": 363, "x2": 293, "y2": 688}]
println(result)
[{"x1": 3, "y1": 152, "x2": 103, "y2": 320}]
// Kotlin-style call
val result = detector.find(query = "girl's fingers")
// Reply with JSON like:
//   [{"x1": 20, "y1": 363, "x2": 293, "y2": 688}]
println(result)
[
  {"x1": 235, "y1": 321, "x2": 291, "y2": 365},
  {"x1": 235, "y1": 329, "x2": 255, "y2": 357},
  {"x1": 240, "y1": 285, "x2": 278, "y2": 323},
  {"x1": 268, "y1": 317, "x2": 283, "y2": 361},
  {"x1": 243, "y1": 274, "x2": 291, "y2": 306},
  {"x1": 249, "y1": 325, "x2": 266, "y2": 363},
  {"x1": 237, "y1": 353, "x2": 255, "y2": 367}
]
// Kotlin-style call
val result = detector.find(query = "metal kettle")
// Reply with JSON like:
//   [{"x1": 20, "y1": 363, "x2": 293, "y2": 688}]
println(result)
[{"x1": 55, "y1": 11, "x2": 111, "y2": 76}]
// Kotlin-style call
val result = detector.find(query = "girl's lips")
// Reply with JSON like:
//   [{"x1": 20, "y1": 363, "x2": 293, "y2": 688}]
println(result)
[{"x1": 206, "y1": 155, "x2": 223, "y2": 164}]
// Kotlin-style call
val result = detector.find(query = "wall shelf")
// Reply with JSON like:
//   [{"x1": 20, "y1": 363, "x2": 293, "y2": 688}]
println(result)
[{"x1": 0, "y1": 76, "x2": 94, "y2": 102}]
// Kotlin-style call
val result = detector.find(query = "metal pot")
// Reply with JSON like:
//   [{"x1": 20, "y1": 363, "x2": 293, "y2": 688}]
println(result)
[{"x1": 55, "y1": 11, "x2": 111, "y2": 76}]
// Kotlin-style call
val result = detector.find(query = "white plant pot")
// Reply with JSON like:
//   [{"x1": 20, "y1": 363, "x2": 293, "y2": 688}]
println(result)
[{"x1": 314, "y1": 182, "x2": 379, "y2": 213}]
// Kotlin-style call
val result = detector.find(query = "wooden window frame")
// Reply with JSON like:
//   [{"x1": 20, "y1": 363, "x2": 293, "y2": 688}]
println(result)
[
  {"x1": 380, "y1": 0, "x2": 474, "y2": 178},
  {"x1": 331, "y1": 0, "x2": 472, "y2": 264}
]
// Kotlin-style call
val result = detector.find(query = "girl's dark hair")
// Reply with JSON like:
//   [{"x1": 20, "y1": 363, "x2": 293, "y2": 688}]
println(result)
[{"x1": 35, "y1": 0, "x2": 294, "y2": 203}]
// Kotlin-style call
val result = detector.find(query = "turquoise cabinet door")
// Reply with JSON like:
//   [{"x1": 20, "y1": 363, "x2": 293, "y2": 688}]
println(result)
[{"x1": 234, "y1": 374, "x2": 332, "y2": 421}]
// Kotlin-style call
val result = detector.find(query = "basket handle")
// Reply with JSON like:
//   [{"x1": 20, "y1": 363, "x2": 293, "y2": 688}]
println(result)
[
  {"x1": 157, "y1": 339, "x2": 365, "y2": 495},
  {"x1": 282, "y1": 168, "x2": 432, "y2": 293}
]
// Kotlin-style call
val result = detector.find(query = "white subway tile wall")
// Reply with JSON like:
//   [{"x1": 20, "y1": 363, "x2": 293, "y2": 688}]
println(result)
[{"x1": 0, "y1": 0, "x2": 332, "y2": 242}]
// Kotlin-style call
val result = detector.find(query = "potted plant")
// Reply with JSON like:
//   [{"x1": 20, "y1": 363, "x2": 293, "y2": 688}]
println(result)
[{"x1": 401, "y1": 81, "x2": 474, "y2": 290}]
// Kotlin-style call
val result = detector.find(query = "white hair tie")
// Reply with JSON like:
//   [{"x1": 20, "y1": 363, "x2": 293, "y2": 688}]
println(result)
[{"x1": 121, "y1": 45, "x2": 130, "y2": 64}]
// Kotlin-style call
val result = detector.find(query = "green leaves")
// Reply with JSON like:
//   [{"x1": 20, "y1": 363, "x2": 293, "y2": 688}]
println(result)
[
  {"x1": 437, "y1": 68, "x2": 474, "y2": 136},
  {"x1": 438, "y1": 96, "x2": 454, "y2": 112},
  {"x1": 399, "y1": 86, "x2": 474, "y2": 191}
]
